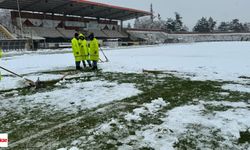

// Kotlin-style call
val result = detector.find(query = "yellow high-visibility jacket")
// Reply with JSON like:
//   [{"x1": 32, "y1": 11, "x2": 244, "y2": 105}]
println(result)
[
  {"x1": 0, "y1": 48, "x2": 2, "y2": 58},
  {"x1": 89, "y1": 38, "x2": 99, "y2": 61},
  {"x1": 79, "y1": 39, "x2": 89, "y2": 61},
  {"x1": 0, "y1": 48, "x2": 2, "y2": 80},
  {"x1": 71, "y1": 37, "x2": 81, "y2": 62}
]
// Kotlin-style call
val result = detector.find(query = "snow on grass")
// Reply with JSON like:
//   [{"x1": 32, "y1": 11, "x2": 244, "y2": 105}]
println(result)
[
  {"x1": 1, "y1": 42, "x2": 250, "y2": 149},
  {"x1": 90, "y1": 118, "x2": 119, "y2": 136},
  {"x1": 1, "y1": 42, "x2": 250, "y2": 82},
  {"x1": 222, "y1": 84, "x2": 250, "y2": 93},
  {"x1": 57, "y1": 147, "x2": 79, "y2": 150},
  {"x1": 57, "y1": 118, "x2": 122, "y2": 150},
  {"x1": 58, "y1": 98, "x2": 169, "y2": 150},
  {"x1": 0, "y1": 80, "x2": 141, "y2": 113},
  {"x1": 201, "y1": 100, "x2": 250, "y2": 108},
  {"x1": 0, "y1": 76, "x2": 26, "y2": 91},
  {"x1": 0, "y1": 74, "x2": 64, "y2": 91},
  {"x1": 1, "y1": 42, "x2": 250, "y2": 91},
  {"x1": 120, "y1": 101, "x2": 250, "y2": 149},
  {"x1": 124, "y1": 98, "x2": 169, "y2": 122}
]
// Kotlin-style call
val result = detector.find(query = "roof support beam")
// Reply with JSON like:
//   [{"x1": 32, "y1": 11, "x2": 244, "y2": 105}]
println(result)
[
  {"x1": 82, "y1": 8, "x2": 111, "y2": 17},
  {"x1": 0, "y1": 0, "x2": 150, "y2": 21},
  {"x1": 102, "y1": 10, "x2": 127, "y2": 18},
  {"x1": 108, "y1": 11, "x2": 132, "y2": 20},
  {"x1": 111, "y1": 12, "x2": 137, "y2": 20},
  {"x1": 67, "y1": 5, "x2": 92, "y2": 15},
  {"x1": 21, "y1": 0, "x2": 43, "y2": 10},
  {"x1": 46, "y1": 1, "x2": 73, "y2": 12}
]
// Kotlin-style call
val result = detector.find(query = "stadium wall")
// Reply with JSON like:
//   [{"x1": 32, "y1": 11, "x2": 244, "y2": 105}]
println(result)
[{"x1": 11, "y1": 11, "x2": 119, "y2": 30}]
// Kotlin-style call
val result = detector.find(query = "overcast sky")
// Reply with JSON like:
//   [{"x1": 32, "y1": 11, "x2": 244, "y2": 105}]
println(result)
[{"x1": 92, "y1": 0, "x2": 250, "y2": 29}]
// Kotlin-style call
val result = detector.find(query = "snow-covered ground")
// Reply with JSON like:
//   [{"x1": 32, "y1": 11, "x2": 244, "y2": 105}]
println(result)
[
  {"x1": 1, "y1": 42, "x2": 250, "y2": 149},
  {"x1": 119, "y1": 100, "x2": 250, "y2": 150},
  {"x1": 1, "y1": 42, "x2": 250, "y2": 91},
  {"x1": 101, "y1": 42, "x2": 250, "y2": 81},
  {"x1": 58, "y1": 99, "x2": 250, "y2": 150},
  {"x1": 0, "y1": 80, "x2": 141, "y2": 113}
]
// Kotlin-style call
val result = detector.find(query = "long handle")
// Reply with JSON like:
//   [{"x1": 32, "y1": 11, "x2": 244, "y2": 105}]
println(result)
[
  {"x1": 99, "y1": 58, "x2": 105, "y2": 63},
  {"x1": 0, "y1": 66, "x2": 23, "y2": 78},
  {"x1": 100, "y1": 47, "x2": 109, "y2": 62},
  {"x1": 0, "y1": 66, "x2": 35, "y2": 84}
]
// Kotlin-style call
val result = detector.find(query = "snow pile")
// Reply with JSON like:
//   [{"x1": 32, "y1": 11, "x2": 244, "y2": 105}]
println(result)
[
  {"x1": 57, "y1": 147, "x2": 79, "y2": 150},
  {"x1": 92, "y1": 119, "x2": 118, "y2": 135},
  {"x1": 222, "y1": 84, "x2": 250, "y2": 93},
  {"x1": 0, "y1": 74, "x2": 64, "y2": 91},
  {"x1": 0, "y1": 76, "x2": 26, "y2": 91},
  {"x1": 124, "y1": 98, "x2": 169, "y2": 121},
  {"x1": 119, "y1": 125, "x2": 176, "y2": 150},
  {"x1": 0, "y1": 80, "x2": 141, "y2": 112},
  {"x1": 58, "y1": 119, "x2": 122, "y2": 150},
  {"x1": 120, "y1": 101, "x2": 250, "y2": 149}
]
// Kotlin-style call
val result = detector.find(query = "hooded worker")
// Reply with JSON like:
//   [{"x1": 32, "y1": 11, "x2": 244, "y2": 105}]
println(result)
[
  {"x1": 71, "y1": 33, "x2": 81, "y2": 70},
  {"x1": 78, "y1": 33, "x2": 91, "y2": 68},
  {"x1": 0, "y1": 47, "x2": 2, "y2": 80},
  {"x1": 88, "y1": 33, "x2": 99, "y2": 70}
]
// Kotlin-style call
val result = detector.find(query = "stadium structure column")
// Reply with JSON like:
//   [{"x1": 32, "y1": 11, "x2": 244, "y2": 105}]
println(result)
[
  {"x1": 16, "y1": 0, "x2": 23, "y2": 38},
  {"x1": 52, "y1": 13, "x2": 54, "y2": 27},
  {"x1": 62, "y1": 13, "x2": 66, "y2": 28},
  {"x1": 120, "y1": 20, "x2": 123, "y2": 31}
]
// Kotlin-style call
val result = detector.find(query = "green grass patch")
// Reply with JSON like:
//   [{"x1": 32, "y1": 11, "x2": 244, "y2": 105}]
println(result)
[{"x1": 0, "y1": 70, "x2": 249, "y2": 149}]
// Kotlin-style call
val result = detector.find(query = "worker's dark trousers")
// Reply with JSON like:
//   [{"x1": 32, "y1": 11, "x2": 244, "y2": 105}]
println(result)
[
  {"x1": 87, "y1": 60, "x2": 92, "y2": 67},
  {"x1": 75, "y1": 61, "x2": 81, "y2": 70},
  {"x1": 92, "y1": 61, "x2": 98, "y2": 70},
  {"x1": 81, "y1": 61, "x2": 87, "y2": 68}
]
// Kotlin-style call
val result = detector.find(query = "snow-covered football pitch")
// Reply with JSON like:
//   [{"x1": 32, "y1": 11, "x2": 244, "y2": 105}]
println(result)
[{"x1": 0, "y1": 42, "x2": 250, "y2": 150}]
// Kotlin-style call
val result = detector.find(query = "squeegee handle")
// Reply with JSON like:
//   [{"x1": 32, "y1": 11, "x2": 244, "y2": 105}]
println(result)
[
  {"x1": 0, "y1": 66, "x2": 35, "y2": 84},
  {"x1": 0, "y1": 66, "x2": 23, "y2": 78},
  {"x1": 100, "y1": 47, "x2": 109, "y2": 62}
]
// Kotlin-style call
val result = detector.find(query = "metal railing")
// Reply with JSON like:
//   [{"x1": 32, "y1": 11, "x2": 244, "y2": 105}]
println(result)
[{"x1": 0, "y1": 39, "x2": 26, "y2": 51}]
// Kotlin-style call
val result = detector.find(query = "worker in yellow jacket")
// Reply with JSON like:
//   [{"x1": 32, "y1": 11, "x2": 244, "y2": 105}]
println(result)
[
  {"x1": 88, "y1": 33, "x2": 99, "y2": 70},
  {"x1": 78, "y1": 33, "x2": 91, "y2": 68},
  {"x1": 71, "y1": 33, "x2": 81, "y2": 70},
  {"x1": 86, "y1": 40, "x2": 92, "y2": 68},
  {"x1": 0, "y1": 47, "x2": 2, "y2": 80}
]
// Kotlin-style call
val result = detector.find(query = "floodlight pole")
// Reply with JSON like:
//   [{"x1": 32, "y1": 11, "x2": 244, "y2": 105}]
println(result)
[{"x1": 16, "y1": 0, "x2": 23, "y2": 39}]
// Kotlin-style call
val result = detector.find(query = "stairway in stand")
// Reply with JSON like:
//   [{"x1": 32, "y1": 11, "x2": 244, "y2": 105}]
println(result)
[{"x1": 0, "y1": 24, "x2": 16, "y2": 40}]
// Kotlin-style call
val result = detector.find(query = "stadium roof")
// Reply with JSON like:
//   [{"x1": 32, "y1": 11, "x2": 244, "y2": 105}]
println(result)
[{"x1": 0, "y1": 0, "x2": 151, "y2": 20}]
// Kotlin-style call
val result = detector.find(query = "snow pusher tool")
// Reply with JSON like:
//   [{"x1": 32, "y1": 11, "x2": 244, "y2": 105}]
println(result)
[
  {"x1": 100, "y1": 47, "x2": 109, "y2": 62},
  {"x1": 99, "y1": 58, "x2": 105, "y2": 63},
  {"x1": 0, "y1": 66, "x2": 40, "y2": 87}
]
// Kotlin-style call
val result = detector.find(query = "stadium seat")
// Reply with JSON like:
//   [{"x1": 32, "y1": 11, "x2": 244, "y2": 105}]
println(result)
[
  {"x1": 23, "y1": 27, "x2": 62, "y2": 38},
  {"x1": 56, "y1": 28, "x2": 77, "y2": 39},
  {"x1": 102, "y1": 30, "x2": 128, "y2": 38}
]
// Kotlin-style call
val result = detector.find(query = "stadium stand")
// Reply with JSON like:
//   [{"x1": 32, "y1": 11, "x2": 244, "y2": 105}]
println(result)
[
  {"x1": 23, "y1": 27, "x2": 62, "y2": 38},
  {"x1": 0, "y1": 0, "x2": 151, "y2": 50},
  {"x1": 102, "y1": 30, "x2": 128, "y2": 38},
  {"x1": 56, "y1": 28, "x2": 77, "y2": 39},
  {"x1": 87, "y1": 29, "x2": 108, "y2": 38},
  {"x1": 126, "y1": 29, "x2": 168, "y2": 44},
  {"x1": 0, "y1": 32, "x2": 8, "y2": 40},
  {"x1": 0, "y1": 24, "x2": 16, "y2": 40}
]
